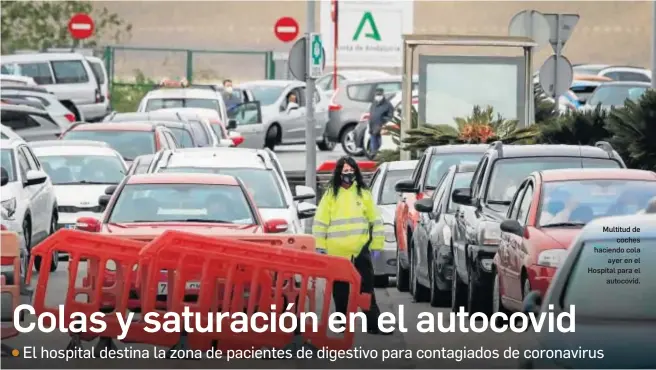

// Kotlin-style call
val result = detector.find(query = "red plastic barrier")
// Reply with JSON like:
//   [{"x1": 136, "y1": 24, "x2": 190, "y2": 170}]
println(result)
[
  {"x1": 139, "y1": 230, "x2": 370, "y2": 351},
  {"x1": 1, "y1": 232, "x2": 21, "y2": 354},
  {"x1": 317, "y1": 160, "x2": 378, "y2": 173}
]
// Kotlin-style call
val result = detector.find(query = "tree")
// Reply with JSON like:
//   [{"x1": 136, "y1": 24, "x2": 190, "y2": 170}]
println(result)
[{"x1": 1, "y1": 1, "x2": 132, "y2": 53}]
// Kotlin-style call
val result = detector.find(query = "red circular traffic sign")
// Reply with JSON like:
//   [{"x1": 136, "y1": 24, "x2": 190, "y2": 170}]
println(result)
[
  {"x1": 274, "y1": 17, "x2": 299, "y2": 43},
  {"x1": 68, "y1": 13, "x2": 95, "y2": 40}
]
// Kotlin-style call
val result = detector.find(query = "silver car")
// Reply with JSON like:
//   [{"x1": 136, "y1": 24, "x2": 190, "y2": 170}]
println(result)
[
  {"x1": 316, "y1": 69, "x2": 392, "y2": 97},
  {"x1": 1, "y1": 86, "x2": 76, "y2": 126},
  {"x1": 235, "y1": 80, "x2": 335, "y2": 151},
  {"x1": 368, "y1": 159, "x2": 418, "y2": 286}
]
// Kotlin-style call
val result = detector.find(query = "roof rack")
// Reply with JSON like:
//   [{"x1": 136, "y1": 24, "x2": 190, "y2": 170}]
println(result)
[
  {"x1": 488, "y1": 141, "x2": 503, "y2": 157},
  {"x1": 0, "y1": 85, "x2": 51, "y2": 94},
  {"x1": 0, "y1": 97, "x2": 45, "y2": 110},
  {"x1": 595, "y1": 141, "x2": 614, "y2": 155}
]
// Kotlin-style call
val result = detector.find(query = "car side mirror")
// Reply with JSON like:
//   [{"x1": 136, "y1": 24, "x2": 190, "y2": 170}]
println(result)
[
  {"x1": 297, "y1": 202, "x2": 317, "y2": 220},
  {"x1": 98, "y1": 195, "x2": 111, "y2": 209},
  {"x1": 500, "y1": 219, "x2": 524, "y2": 237},
  {"x1": 451, "y1": 188, "x2": 473, "y2": 206},
  {"x1": 104, "y1": 185, "x2": 117, "y2": 195},
  {"x1": 394, "y1": 179, "x2": 417, "y2": 193},
  {"x1": 76, "y1": 217, "x2": 101, "y2": 232},
  {"x1": 522, "y1": 290, "x2": 542, "y2": 315},
  {"x1": 294, "y1": 185, "x2": 316, "y2": 201},
  {"x1": 263, "y1": 218, "x2": 289, "y2": 233},
  {"x1": 227, "y1": 119, "x2": 238, "y2": 130},
  {"x1": 414, "y1": 198, "x2": 434, "y2": 213},
  {"x1": 1, "y1": 167, "x2": 8, "y2": 186},
  {"x1": 24, "y1": 170, "x2": 47, "y2": 187}
]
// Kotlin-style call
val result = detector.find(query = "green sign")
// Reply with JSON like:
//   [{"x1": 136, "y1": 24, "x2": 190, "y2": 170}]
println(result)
[
  {"x1": 308, "y1": 33, "x2": 324, "y2": 78},
  {"x1": 353, "y1": 11, "x2": 381, "y2": 41}
]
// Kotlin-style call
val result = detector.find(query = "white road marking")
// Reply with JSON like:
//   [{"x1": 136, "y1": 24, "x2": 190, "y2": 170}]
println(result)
[
  {"x1": 276, "y1": 26, "x2": 297, "y2": 33},
  {"x1": 71, "y1": 23, "x2": 92, "y2": 30}
]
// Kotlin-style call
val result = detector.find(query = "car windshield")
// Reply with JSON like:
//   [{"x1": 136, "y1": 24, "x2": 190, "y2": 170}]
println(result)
[
  {"x1": 380, "y1": 169, "x2": 413, "y2": 205},
  {"x1": 588, "y1": 85, "x2": 647, "y2": 107},
  {"x1": 37, "y1": 154, "x2": 125, "y2": 185},
  {"x1": 159, "y1": 167, "x2": 287, "y2": 208},
  {"x1": 167, "y1": 127, "x2": 194, "y2": 148},
  {"x1": 487, "y1": 157, "x2": 622, "y2": 204},
  {"x1": 539, "y1": 180, "x2": 656, "y2": 227},
  {"x1": 426, "y1": 154, "x2": 481, "y2": 189},
  {"x1": 145, "y1": 98, "x2": 220, "y2": 113},
  {"x1": 1, "y1": 149, "x2": 16, "y2": 182},
  {"x1": 109, "y1": 183, "x2": 255, "y2": 225},
  {"x1": 562, "y1": 239, "x2": 655, "y2": 320},
  {"x1": 246, "y1": 85, "x2": 284, "y2": 106},
  {"x1": 62, "y1": 131, "x2": 155, "y2": 161}
]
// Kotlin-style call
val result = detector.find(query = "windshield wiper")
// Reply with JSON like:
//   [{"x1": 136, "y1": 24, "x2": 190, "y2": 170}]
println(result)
[
  {"x1": 65, "y1": 180, "x2": 118, "y2": 185},
  {"x1": 541, "y1": 222, "x2": 586, "y2": 228},
  {"x1": 488, "y1": 200, "x2": 511, "y2": 205},
  {"x1": 184, "y1": 219, "x2": 234, "y2": 224}
]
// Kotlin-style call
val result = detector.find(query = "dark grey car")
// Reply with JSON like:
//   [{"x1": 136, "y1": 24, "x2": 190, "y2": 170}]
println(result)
[{"x1": 0, "y1": 104, "x2": 68, "y2": 141}]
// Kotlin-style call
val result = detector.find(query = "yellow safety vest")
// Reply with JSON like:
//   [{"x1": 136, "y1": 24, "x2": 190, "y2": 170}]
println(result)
[{"x1": 312, "y1": 185, "x2": 384, "y2": 259}]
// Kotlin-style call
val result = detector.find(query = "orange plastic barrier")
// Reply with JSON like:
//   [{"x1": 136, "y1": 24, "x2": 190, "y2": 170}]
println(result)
[{"x1": 1, "y1": 232, "x2": 21, "y2": 356}]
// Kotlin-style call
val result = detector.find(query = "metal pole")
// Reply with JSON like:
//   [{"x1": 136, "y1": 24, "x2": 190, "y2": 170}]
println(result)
[
  {"x1": 305, "y1": 0, "x2": 318, "y2": 195},
  {"x1": 553, "y1": 14, "x2": 561, "y2": 100},
  {"x1": 333, "y1": 0, "x2": 339, "y2": 90},
  {"x1": 652, "y1": 1, "x2": 656, "y2": 89}
]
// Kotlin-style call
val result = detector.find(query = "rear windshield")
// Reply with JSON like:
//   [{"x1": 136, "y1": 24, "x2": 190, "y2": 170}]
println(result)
[
  {"x1": 63, "y1": 131, "x2": 155, "y2": 161},
  {"x1": 168, "y1": 127, "x2": 195, "y2": 148},
  {"x1": 188, "y1": 120, "x2": 210, "y2": 146},
  {"x1": 588, "y1": 85, "x2": 648, "y2": 107},
  {"x1": 8, "y1": 62, "x2": 54, "y2": 85},
  {"x1": 87, "y1": 60, "x2": 106, "y2": 85},
  {"x1": 51, "y1": 60, "x2": 89, "y2": 84},
  {"x1": 145, "y1": 98, "x2": 220, "y2": 113},
  {"x1": 487, "y1": 157, "x2": 622, "y2": 203},
  {"x1": 426, "y1": 153, "x2": 482, "y2": 190},
  {"x1": 562, "y1": 239, "x2": 655, "y2": 320}
]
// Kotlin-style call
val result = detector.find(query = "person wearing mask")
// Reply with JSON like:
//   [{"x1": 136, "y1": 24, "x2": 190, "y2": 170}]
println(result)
[
  {"x1": 312, "y1": 156, "x2": 392, "y2": 335},
  {"x1": 367, "y1": 88, "x2": 394, "y2": 157},
  {"x1": 222, "y1": 79, "x2": 241, "y2": 112},
  {"x1": 286, "y1": 92, "x2": 299, "y2": 111}
]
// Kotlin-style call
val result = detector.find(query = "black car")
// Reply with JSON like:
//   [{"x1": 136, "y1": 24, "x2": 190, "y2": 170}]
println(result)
[
  {"x1": 450, "y1": 141, "x2": 626, "y2": 315},
  {"x1": 410, "y1": 163, "x2": 477, "y2": 306}
]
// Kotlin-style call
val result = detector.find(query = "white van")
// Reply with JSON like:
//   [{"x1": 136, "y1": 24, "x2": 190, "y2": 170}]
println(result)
[
  {"x1": 85, "y1": 56, "x2": 110, "y2": 108},
  {"x1": 0, "y1": 53, "x2": 109, "y2": 121}
]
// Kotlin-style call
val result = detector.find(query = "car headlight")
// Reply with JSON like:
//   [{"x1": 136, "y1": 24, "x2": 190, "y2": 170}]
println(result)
[
  {"x1": 1, "y1": 198, "x2": 16, "y2": 218},
  {"x1": 537, "y1": 249, "x2": 567, "y2": 268},
  {"x1": 384, "y1": 223, "x2": 395, "y2": 243},
  {"x1": 479, "y1": 221, "x2": 501, "y2": 246}
]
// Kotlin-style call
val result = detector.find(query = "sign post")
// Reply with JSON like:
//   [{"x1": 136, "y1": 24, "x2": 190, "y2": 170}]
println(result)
[
  {"x1": 538, "y1": 13, "x2": 579, "y2": 100},
  {"x1": 305, "y1": 1, "x2": 318, "y2": 198}
]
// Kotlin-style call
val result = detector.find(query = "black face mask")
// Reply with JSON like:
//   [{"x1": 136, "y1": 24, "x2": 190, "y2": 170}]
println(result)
[{"x1": 341, "y1": 173, "x2": 355, "y2": 185}]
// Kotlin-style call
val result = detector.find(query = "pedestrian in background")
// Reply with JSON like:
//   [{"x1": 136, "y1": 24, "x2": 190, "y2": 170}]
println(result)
[
  {"x1": 312, "y1": 156, "x2": 392, "y2": 335},
  {"x1": 367, "y1": 88, "x2": 394, "y2": 157},
  {"x1": 222, "y1": 79, "x2": 241, "y2": 112}
]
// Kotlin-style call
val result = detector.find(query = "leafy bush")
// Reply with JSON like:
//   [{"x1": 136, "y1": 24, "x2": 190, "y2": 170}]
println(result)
[
  {"x1": 110, "y1": 70, "x2": 157, "y2": 112},
  {"x1": 535, "y1": 105, "x2": 611, "y2": 146}
]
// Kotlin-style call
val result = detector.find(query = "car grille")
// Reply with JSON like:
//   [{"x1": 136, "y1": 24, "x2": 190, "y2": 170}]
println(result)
[{"x1": 58, "y1": 205, "x2": 103, "y2": 213}]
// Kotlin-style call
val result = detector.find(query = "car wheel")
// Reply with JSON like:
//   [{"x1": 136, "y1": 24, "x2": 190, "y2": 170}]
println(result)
[
  {"x1": 395, "y1": 249, "x2": 409, "y2": 292},
  {"x1": 317, "y1": 133, "x2": 336, "y2": 151},
  {"x1": 451, "y1": 262, "x2": 467, "y2": 312},
  {"x1": 429, "y1": 257, "x2": 450, "y2": 307},
  {"x1": 492, "y1": 268, "x2": 510, "y2": 324},
  {"x1": 48, "y1": 212, "x2": 59, "y2": 272},
  {"x1": 410, "y1": 244, "x2": 429, "y2": 302},
  {"x1": 467, "y1": 264, "x2": 492, "y2": 315},
  {"x1": 341, "y1": 125, "x2": 362, "y2": 155},
  {"x1": 265, "y1": 125, "x2": 278, "y2": 150},
  {"x1": 374, "y1": 275, "x2": 389, "y2": 287}
]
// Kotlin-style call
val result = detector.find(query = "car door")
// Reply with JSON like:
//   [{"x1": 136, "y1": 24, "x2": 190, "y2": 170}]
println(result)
[
  {"x1": 507, "y1": 180, "x2": 534, "y2": 301},
  {"x1": 18, "y1": 145, "x2": 48, "y2": 233},
  {"x1": 48, "y1": 59, "x2": 96, "y2": 107},
  {"x1": 313, "y1": 88, "x2": 329, "y2": 138},
  {"x1": 230, "y1": 101, "x2": 265, "y2": 149},
  {"x1": 417, "y1": 172, "x2": 449, "y2": 280},
  {"x1": 498, "y1": 181, "x2": 527, "y2": 294},
  {"x1": 280, "y1": 86, "x2": 306, "y2": 143}
]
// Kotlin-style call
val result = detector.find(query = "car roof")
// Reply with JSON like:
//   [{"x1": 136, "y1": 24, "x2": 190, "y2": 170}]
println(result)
[
  {"x1": 167, "y1": 148, "x2": 268, "y2": 169},
  {"x1": 428, "y1": 144, "x2": 489, "y2": 154},
  {"x1": 596, "y1": 81, "x2": 652, "y2": 87},
  {"x1": 28, "y1": 140, "x2": 111, "y2": 149},
  {"x1": 32, "y1": 145, "x2": 119, "y2": 157},
  {"x1": 487, "y1": 144, "x2": 614, "y2": 159},
  {"x1": 346, "y1": 75, "x2": 418, "y2": 85},
  {"x1": 578, "y1": 214, "x2": 656, "y2": 241},
  {"x1": 0, "y1": 137, "x2": 26, "y2": 148},
  {"x1": 69, "y1": 122, "x2": 155, "y2": 132},
  {"x1": 144, "y1": 88, "x2": 220, "y2": 99},
  {"x1": 1, "y1": 52, "x2": 87, "y2": 62},
  {"x1": 538, "y1": 168, "x2": 656, "y2": 182},
  {"x1": 127, "y1": 173, "x2": 240, "y2": 186},
  {"x1": 387, "y1": 160, "x2": 418, "y2": 171},
  {"x1": 154, "y1": 107, "x2": 219, "y2": 118},
  {"x1": 1, "y1": 88, "x2": 54, "y2": 97},
  {"x1": 238, "y1": 80, "x2": 302, "y2": 88},
  {"x1": 338, "y1": 70, "x2": 391, "y2": 79}
]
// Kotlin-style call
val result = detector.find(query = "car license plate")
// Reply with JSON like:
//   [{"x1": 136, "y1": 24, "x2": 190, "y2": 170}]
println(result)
[
  {"x1": 65, "y1": 224, "x2": 76, "y2": 229},
  {"x1": 157, "y1": 281, "x2": 200, "y2": 295}
]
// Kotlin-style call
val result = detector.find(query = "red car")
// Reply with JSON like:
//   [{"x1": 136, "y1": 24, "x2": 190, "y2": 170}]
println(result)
[
  {"x1": 493, "y1": 168, "x2": 656, "y2": 313},
  {"x1": 75, "y1": 172, "x2": 288, "y2": 310},
  {"x1": 60, "y1": 122, "x2": 178, "y2": 166}
]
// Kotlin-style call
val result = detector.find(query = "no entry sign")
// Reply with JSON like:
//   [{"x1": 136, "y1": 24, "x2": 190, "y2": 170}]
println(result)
[
  {"x1": 274, "y1": 17, "x2": 299, "y2": 43},
  {"x1": 68, "y1": 13, "x2": 94, "y2": 40}
]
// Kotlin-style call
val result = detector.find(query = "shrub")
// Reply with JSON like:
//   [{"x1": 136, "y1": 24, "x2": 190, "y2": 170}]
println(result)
[
  {"x1": 110, "y1": 70, "x2": 157, "y2": 112},
  {"x1": 535, "y1": 105, "x2": 611, "y2": 146}
]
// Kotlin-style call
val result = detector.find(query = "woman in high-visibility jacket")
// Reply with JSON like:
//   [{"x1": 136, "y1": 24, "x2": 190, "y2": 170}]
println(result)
[{"x1": 312, "y1": 156, "x2": 392, "y2": 335}]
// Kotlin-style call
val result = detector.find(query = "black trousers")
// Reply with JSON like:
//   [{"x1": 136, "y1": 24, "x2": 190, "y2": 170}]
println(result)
[{"x1": 332, "y1": 247, "x2": 380, "y2": 331}]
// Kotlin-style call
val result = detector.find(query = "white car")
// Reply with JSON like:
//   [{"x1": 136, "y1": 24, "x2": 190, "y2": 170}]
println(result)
[
  {"x1": 147, "y1": 147, "x2": 317, "y2": 233},
  {"x1": 1, "y1": 137, "x2": 58, "y2": 272},
  {"x1": 1, "y1": 125, "x2": 22, "y2": 140},
  {"x1": 0, "y1": 74, "x2": 37, "y2": 86},
  {"x1": 137, "y1": 86, "x2": 230, "y2": 127},
  {"x1": 29, "y1": 140, "x2": 127, "y2": 228}
]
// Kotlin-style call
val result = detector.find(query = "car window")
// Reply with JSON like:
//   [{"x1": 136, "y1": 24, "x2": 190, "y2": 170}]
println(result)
[
  {"x1": 187, "y1": 120, "x2": 210, "y2": 146},
  {"x1": 109, "y1": 183, "x2": 256, "y2": 225},
  {"x1": 228, "y1": 102, "x2": 260, "y2": 126},
  {"x1": 209, "y1": 122, "x2": 227, "y2": 139},
  {"x1": 0, "y1": 111, "x2": 37, "y2": 131},
  {"x1": 37, "y1": 154, "x2": 125, "y2": 185},
  {"x1": 29, "y1": 114, "x2": 60, "y2": 130},
  {"x1": 19, "y1": 146, "x2": 39, "y2": 170},
  {"x1": 246, "y1": 85, "x2": 284, "y2": 106},
  {"x1": 317, "y1": 75, "x2": 332, "y2": 91},
  {"x1": 431, "y1": 173, "x2": 450, "y2": 212},
  {"x1": 380, "y1": 169, "x2": 413, "y2": 205},
  {"x1": 447, "y1": 171, "x2": 475, "y2": 213},
  {"x1": 16, "y1": 148, "x2": 30, "y2": 177},
  {"x1": 516, "y1": 183, "x2": 533, "y2": 226},
  {"x1": 168, "y1": 127, "x2": 194, "y2": 148},
  {"x1": 539, "y1": 180, "x2": 656, "y2": 226},
  {"x1": 425, "y1": 153, "x2": 482, "y2": 190},
  {"x1": 486, "y1": 157, "x2": 622, "y2": 204},
  {"x1": 14, "y1": 62, "x2": 54, "y2": 84},
  {"x1": 87, "y1": 60, "x2": 106, "y2": 84},
  {"x1": 508, "y1": 182, "x2": 527, "y2": 220},
  {"x1": 51, "y1": 60, "x2": 89, "y2": 84},
  {"x1": 145, "y1": 98, "x2": 220, "y2": 113},
  {"x1": 62, "y1": 130, "x2": 156, "y2": 161},
  {"x1": 617, "y1": 72, "x2": 650, "y2": 82},
  {"x1": 561, "y1": 239, "x2": 655, "y2": 320},
  {"x1": 470, "y1": 157, "x2": 488, "y2": 196},
  {"x1": 159, "y1": 167, "x2": 287, "y2": 208},
  {"x1": 1, "y1": 149, "x2": 17, "y2": 182},
  {"x1": 347, "y1": 83, "x2": 374, "y2": 102},
  {"x1": 375, "y1": 82, "x2": 402, "y2": 95},
  {"x1": 588, "y1": 85, "x2": 648, "y2": 107}
]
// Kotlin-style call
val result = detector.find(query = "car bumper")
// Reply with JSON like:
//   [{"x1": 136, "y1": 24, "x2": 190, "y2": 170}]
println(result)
[
  {"x1": 373, "y1": 243, "x2": 397, "y2": 276},
  {"x1": 527, "y1": 264, "x2": 557, "y2": 296},
  {"x1": 79, "y1": 103, "x2": 109, "y2": 121},
  {"x1": 327, "y1": 110, "x2": 347, "y2": 141}
]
